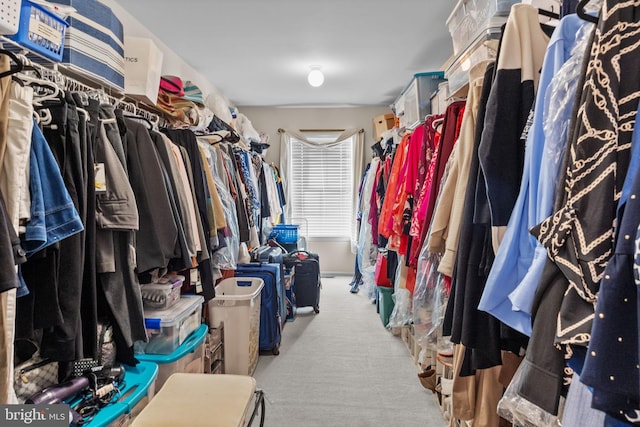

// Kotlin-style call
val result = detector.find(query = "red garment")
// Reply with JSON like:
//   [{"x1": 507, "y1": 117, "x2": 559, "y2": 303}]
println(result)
[
  {"x1": 415, "y1": 102, "x2": 466, "y2": 261},
  {"x1": 390, "y1": 131, "x2": 421, "y2": 254},
  {"x1": 378, "y1": 134, "x2": 410, "y2": 240},
  {"x1": 409, "y1": 115, "x2": 445, "y2": 264},
  {"x1": 405, "y1": 124, "x2": 425, "y2": 197},
  {"x1": 406, "y1": 265, "x2": 417, "y2": 295}
]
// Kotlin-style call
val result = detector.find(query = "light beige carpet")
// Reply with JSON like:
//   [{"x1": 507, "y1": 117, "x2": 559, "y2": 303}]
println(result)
[{"x1": 253, "y1": 276, "x2": 446, "y2": 427}]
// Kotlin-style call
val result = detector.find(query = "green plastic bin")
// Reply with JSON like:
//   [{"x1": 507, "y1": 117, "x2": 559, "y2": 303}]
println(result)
[{"x1": 378, "y1": 286, "x2": 395, "y2": 327}]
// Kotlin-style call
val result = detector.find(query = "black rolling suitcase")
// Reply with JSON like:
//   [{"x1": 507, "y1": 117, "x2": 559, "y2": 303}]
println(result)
[{"x1": 284, "y1": 251, "x2": 321, "y2": 314}]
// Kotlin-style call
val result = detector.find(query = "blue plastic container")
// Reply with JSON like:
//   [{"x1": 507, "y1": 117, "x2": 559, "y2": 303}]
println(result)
[
  {"x1": 8, "y1": 0, "x2": 68, "y2": 61},
  {"x1": 270, "y1": 224, "x2": 299, "y2": 244},
  {"x1": 136, "y1": 324, "x2": 208, "y2": 390}
]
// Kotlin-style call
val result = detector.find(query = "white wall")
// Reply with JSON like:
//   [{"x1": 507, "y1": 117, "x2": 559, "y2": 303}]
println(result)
[
  {"x1": 240, "y1": 106, "x2": 392, "y2": 274},
  {"x1": 102, "y1": 0, "x2": 228, "y2": 107}
]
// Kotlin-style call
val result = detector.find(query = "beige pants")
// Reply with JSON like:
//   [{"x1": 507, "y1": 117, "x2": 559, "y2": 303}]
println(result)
[
  {"x1": 1, "y1": 82, "x2": 34, "y2": 232},
  {"x1": 0, "y1": 288, "x2": 17, "y2": 404},
  {"x1": 0, "y1": 54, "x2": 19, "y2": 405},
  {"x1": 0, "y1": 55, "x2": 11, "y2": 172},
  {"x1": 452, "y1": 344, "x2": 503, "y2": 426}
]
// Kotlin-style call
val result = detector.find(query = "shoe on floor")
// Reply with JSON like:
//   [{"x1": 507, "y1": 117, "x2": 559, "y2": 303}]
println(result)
[{"x1": 417, "y1": 368, "x2": 437, "y2": 393}]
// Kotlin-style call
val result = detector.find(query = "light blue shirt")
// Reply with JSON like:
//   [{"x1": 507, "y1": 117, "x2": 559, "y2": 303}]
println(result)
[{"x1": 478, "y1": 14, "x2": 591, "y2": 336}]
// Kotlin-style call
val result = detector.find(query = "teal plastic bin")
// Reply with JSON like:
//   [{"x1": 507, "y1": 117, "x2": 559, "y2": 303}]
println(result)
[
  {"x1": 378, "y1": 286, "x2": 395, "y2": 328},
  {"x1": 136, "y1": 324, "x2": 208, "y2": 391},
  {"x1": 67, "y1": 361, "x2": 158, "y2": 427}
]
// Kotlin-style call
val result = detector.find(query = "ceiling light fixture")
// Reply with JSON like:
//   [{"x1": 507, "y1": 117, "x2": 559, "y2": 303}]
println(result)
[{"x1": 307, "y1": 66, "x2": 324, "y2": 87}]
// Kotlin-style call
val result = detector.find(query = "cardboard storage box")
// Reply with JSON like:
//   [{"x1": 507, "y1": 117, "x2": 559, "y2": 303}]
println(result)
[{"x1": 373, "y1": 113, "x2": 395, "y2": 141}]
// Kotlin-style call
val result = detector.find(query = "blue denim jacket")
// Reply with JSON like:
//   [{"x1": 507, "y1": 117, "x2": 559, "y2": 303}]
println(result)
[{"x1": 21, "y1": 120, "x2": 83, "y2": 256}]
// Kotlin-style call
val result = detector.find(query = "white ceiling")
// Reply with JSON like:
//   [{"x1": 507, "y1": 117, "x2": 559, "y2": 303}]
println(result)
[{"x1": 115, "y1": 0, "x2": 455, "y2": 108}]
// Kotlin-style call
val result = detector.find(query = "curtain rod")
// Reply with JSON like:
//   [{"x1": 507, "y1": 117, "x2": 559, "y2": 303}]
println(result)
[{"x1": 278, "y1": 128, "x2": 364, "y2": 133}]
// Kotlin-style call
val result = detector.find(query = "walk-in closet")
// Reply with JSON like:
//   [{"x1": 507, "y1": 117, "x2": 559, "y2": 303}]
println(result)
[{"x1": 0, "y1": 0, "x2": 637, "y2": 426}]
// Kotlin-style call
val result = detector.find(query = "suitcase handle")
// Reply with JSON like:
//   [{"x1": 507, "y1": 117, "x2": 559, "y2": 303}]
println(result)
[
  {"x1": 266, "y1": 238, "x2": 287, "y2": 252},
  {"x1": 287, "y1": 250, "x2": 313, "y2": 260}
]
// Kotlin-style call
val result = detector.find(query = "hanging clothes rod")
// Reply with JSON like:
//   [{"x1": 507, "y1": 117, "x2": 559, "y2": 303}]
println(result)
[
  {"x1": 278, "y1": 128, "x2": 364, "y2": 133},
  {"x1": 12, "y1": 53, "x2": 163, "y2": 125},
  {"x1": 299, "y1": 128, "x2": 346, "y2": 133}
]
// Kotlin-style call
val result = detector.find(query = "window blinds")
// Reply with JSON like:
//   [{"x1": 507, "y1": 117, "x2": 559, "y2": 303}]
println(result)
[{"x1": 289, "y1": 136, "x2": 354, "y2": 238}]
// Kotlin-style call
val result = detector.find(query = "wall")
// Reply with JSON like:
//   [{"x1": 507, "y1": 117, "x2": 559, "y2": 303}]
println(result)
[
  {"x1": 102, "y1": 0, "x2": 227, "y2": 106},
  {"x1": 240, "y1": 106, "x2": 391, "y2": 274}
]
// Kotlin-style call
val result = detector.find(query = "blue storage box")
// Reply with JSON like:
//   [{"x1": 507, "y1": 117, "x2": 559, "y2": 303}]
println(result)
[
  {"x1": 53, "y1": 0, "x2": 124, "y2": 90},
  {"x1": 136, "y1": 324, "x2": 208, "y2": 391},
  {"x1": 67, "y1": 361, "x2": 158, "y2": 427},
  {"x1": 8, "y1": 0, "x2": 68, "y2": 61}
]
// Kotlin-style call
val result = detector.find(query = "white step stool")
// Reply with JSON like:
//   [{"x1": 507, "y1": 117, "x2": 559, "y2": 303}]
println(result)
[{"x1": 131, "y1": 373, "x2": 265, "y2": 427}]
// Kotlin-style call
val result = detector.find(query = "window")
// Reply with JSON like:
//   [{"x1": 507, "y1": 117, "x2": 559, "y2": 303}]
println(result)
[{"x1": 288, "y1": 132, "x2": 355, "y2": 239}]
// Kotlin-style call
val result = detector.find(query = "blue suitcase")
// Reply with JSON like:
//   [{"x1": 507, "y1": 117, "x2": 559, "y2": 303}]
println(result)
[
  {"x1": 236, "y1": 263, "x2": 282, "y2": 355},
  {"x1": 250, "y1": 246, "x2": 286, "y2": 326}
]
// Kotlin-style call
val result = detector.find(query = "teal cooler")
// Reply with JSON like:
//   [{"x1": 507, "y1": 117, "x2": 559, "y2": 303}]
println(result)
[
  {"x1": 377, "y1": 286, "x2": 395, "y2": 328},
  {"x1": 69, "y1": 361, "x2": 158, "y2": 427},
  {"x1": 136, "y1": 324, "x2": 208, "y2": 391}
]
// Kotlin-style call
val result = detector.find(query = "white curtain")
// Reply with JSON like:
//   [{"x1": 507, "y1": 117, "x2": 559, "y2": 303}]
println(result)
[{"x1": 279, "y1": 128, "x2": 365, "y2": 250}]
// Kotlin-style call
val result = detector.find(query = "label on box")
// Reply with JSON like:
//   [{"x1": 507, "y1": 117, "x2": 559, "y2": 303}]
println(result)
[
  {"x1": 29, "y1": 18, "x2": 63, "y2": 46},
  {"x1": 178, "y1": 310, "x2": 199, "y2": 345},
  {"x1": 191, "y1": 268, "x2": 202, "y2": 293},
  {"x1": 94, "y1": 163, "x2": 107, "y2": 193}
]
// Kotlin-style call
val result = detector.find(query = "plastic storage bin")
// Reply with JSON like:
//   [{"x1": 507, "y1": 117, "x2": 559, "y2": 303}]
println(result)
[
  {"x1": 140, "y1": 275, "x2": 184, "y2": 310},
  {"x1": 394, "y1": 72, "x2": 447, "y2": 130},
  {"x1": 270, "y1": 224, "x2": 299, "y2": 244},
  {"x1": 208, "y1": 278, "x2": 264, "y2": 375},
  {"x1": 0, "y1": 0, "x2": 21, "y2": 36},
  {"x1": 378, "y1": 286, "x2": 395, "y2": 328},
  {"x1": 445, "y1": 35, "x2": 500, "y2": 96},
  {"x1": 446, "y1": 0, "x2": 519, "y2": 55},
  {"x1": 136, "y1": 324, "x2": 207, "y2": 391},
  {"x1": 8, "y1": 0, "x2": 68, "y2": 61},
  {"x1": 138, "y1": 295, "x2": 204, "y2": 355},
  {"x1": 67, "y1": 361, "x2": 158, "y2": 427}
]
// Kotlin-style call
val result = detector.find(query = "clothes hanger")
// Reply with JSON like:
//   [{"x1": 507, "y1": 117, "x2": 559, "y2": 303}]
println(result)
[
  {"x1": 17, "y1": 73, "x2": 62, "y2": 106},
  {"x1": 577, "y1": 0, "x2": 598, "y2": 23},
  {"x1": 0, "y1": 49, "x2": 24, "y2": 79},
  {"x1": 76, "y1": 107, "x2": 90, "y2": 121},
  {"x1": 39, "y1": 109, "x2": 52, "y2": 126},
  {"x1": 538, "y1": 7, "x2": 559, "y2": 20},
  {"x1": 431, "y1": 117, "x2": 444, "y2": 131},
  {"x1": 123, "y1": 113, "x2": 153, "y2": 130}
]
